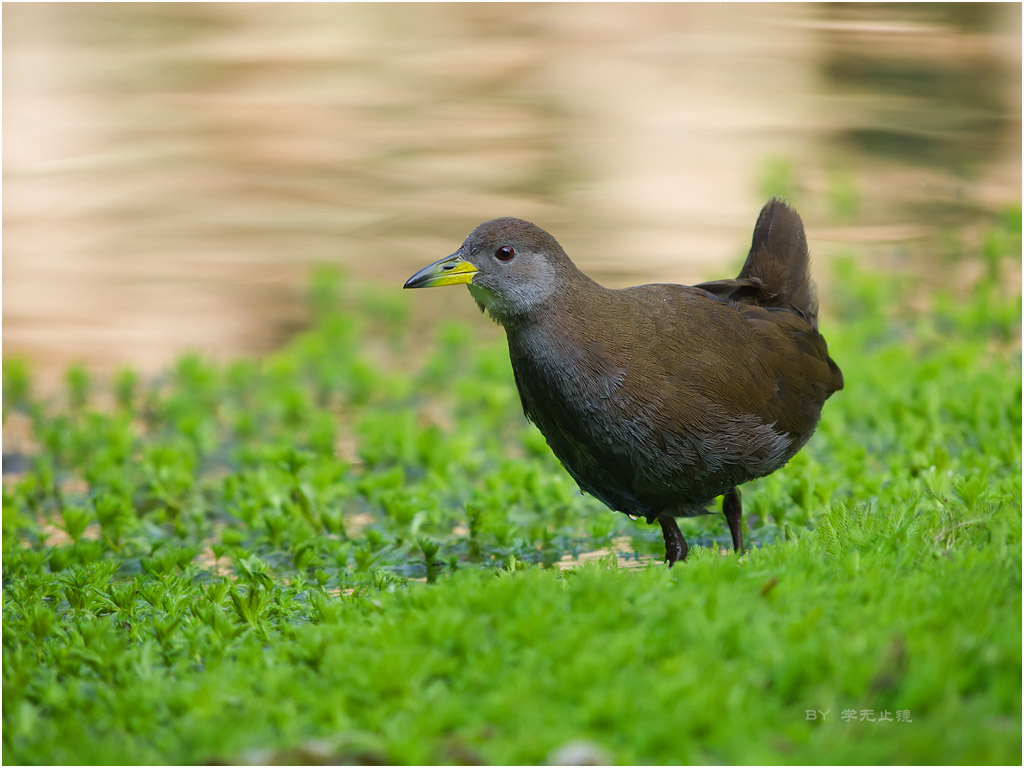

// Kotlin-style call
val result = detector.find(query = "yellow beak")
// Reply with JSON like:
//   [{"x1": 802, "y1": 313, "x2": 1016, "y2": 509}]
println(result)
[{"x1": 403, "y1": 252, "x2": 479, "y2": 289}]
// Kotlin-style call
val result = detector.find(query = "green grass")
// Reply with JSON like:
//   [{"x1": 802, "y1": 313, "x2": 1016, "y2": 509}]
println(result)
[{"x1": 3, "y1": 208, "x2": 1021, "y2": 765}]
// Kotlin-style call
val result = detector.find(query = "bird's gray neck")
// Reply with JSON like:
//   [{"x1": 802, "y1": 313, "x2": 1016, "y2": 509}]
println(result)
[
  {"x1": 502, "y1": 279, "x2": 611, "y2": 380},
  {"x1": 496, "y1": 268, "x2": 605, "y2": 331}
]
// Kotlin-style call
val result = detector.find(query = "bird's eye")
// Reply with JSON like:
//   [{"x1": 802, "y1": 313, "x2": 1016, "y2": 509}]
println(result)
[{"x1": 495, "y1": 246, "x2": 515, "y2": 261}]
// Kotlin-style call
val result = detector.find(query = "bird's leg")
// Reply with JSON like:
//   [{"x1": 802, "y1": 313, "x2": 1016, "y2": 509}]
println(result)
[
  {"x1": 658, "y1": 516, "x2": 689, "y2": 566},
  {"x1": 723, "y1": 487, "x2": 744, "y2": 555}
]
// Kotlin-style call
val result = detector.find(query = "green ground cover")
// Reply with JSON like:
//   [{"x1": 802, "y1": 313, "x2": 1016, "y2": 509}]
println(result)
[{"x1": 2, "y1": 207, "x2": 1021, "y2": 765}]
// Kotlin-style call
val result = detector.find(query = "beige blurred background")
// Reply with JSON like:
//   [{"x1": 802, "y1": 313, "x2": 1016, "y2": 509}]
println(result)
[{"x1": 3, "y1": 3, "x2": 1021, "y2": 389}]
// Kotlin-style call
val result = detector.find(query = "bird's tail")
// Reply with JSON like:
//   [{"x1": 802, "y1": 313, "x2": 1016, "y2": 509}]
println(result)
[{"x1": 737, "y1": 197, "x2": 819, "y2": 329}]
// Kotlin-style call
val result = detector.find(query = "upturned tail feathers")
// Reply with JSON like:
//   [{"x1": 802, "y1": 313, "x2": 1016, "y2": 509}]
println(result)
[
  {"x1": 738, "y1": 197, "x2": 819, "y2": 329},
  {"x1": 693, "y1": 198, "x2": 820, "y2": 329}
]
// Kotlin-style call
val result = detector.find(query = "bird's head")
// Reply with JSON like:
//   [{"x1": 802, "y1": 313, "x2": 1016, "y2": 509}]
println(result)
[{"x1": 404, "y1": 218, "x2": 581, "y2": 324}]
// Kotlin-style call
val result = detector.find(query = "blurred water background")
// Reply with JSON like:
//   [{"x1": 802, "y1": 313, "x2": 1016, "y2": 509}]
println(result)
[{"x1": 3, "y1": 2, "x2": 1021, "y2": 390}]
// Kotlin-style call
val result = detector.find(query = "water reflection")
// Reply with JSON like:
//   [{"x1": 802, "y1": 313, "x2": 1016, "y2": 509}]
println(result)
[{"x1": 3, "y1": 3, "x2": 1020, "y2": 388}]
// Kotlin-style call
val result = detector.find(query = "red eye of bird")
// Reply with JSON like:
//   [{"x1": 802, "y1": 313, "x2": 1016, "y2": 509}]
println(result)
[{"x1": 495, "y1": 245, "x2": 515, "y2": 261}]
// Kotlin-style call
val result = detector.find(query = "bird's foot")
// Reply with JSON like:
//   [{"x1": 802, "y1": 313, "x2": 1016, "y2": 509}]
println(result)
[
  {"x1": 658, "y1": 516, "x2": 689, "y2": 567},
  {"x1": 723, "y1": 487, "x2": 745, "y2": 555}
]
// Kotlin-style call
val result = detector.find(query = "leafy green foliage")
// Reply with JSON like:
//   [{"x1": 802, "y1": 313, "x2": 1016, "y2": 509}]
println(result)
[{"x1": 2, "y1": 211, "x2": 1020, "y2": 764}]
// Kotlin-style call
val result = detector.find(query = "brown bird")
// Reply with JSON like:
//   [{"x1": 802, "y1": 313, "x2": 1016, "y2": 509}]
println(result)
[{"x1": 404, "y1": 199, "x2": 843, "y2": 565}]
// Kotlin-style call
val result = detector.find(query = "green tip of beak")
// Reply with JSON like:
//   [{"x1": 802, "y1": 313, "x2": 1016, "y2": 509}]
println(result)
[{"x1": 404, "y1": 253, "x2": 479, "y2": 289}]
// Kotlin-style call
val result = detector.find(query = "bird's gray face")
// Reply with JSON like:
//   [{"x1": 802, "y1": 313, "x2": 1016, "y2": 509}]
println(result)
[{"x1": 403, "y1": 218, "x2": 561, "y2": 323}]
